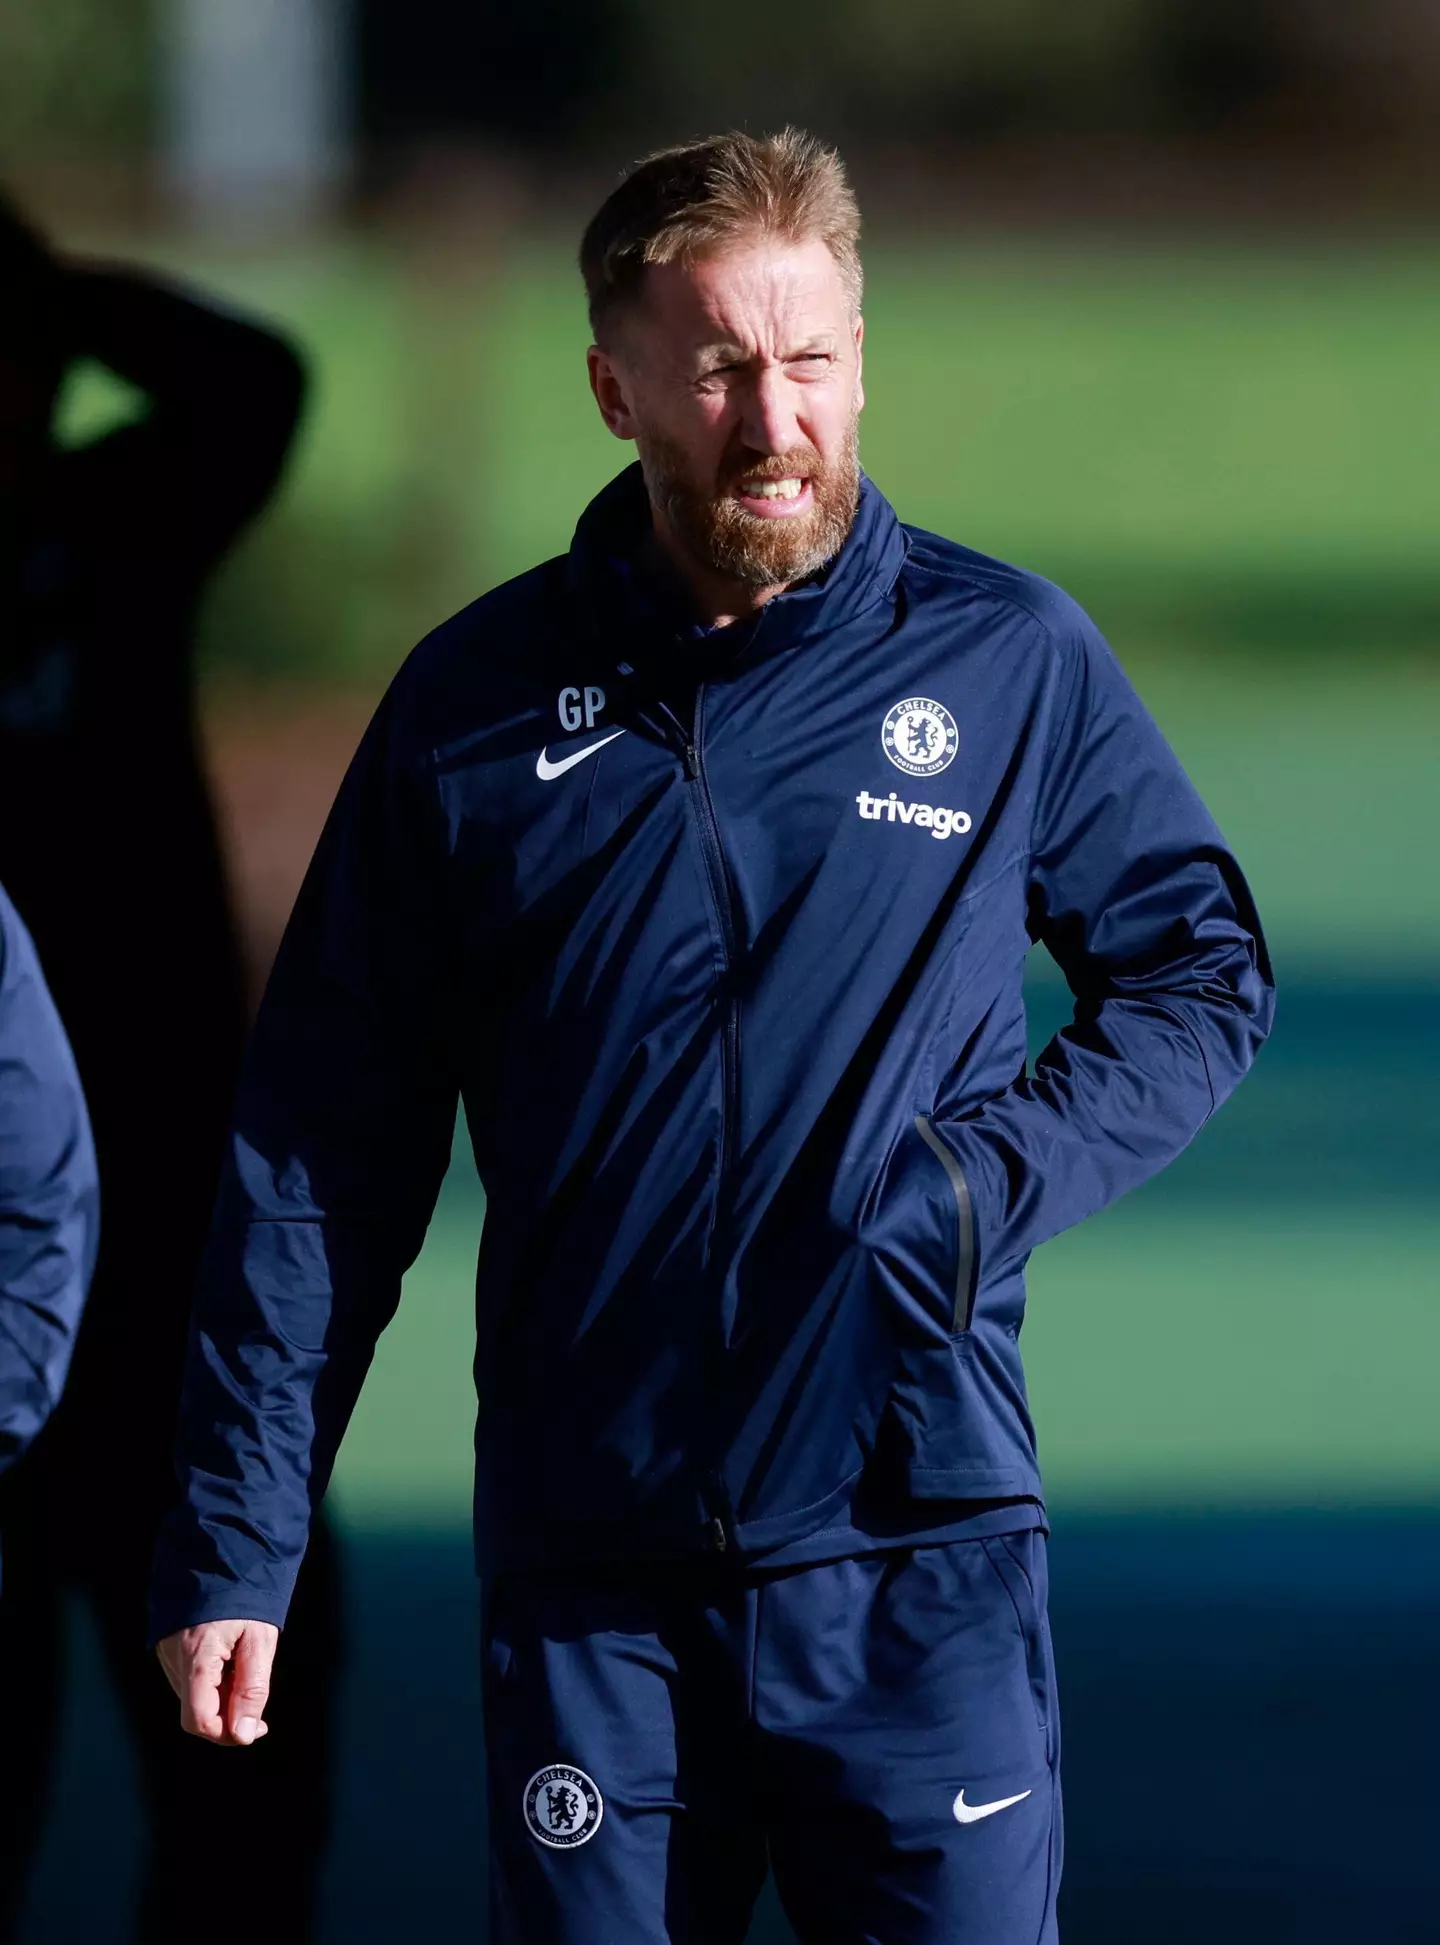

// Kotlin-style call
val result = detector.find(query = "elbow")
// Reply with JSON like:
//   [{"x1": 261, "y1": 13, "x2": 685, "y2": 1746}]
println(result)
[
  {"x1": 224, "y1": 322, "x2": 308, "y2": 444},
  {"x1": 1195, "y1": 936, "x2": 1275, "y2": 1101},
  {"x1": 1251, "y1": 968, "x2": 1277, "y2": 1053},
  {"x1": 203, "y1": 330, "x2": 308, "y2": 510},
  {"x1": 272, "y1": 331, "x2": 309, "y2": 422},
  {"x1": 1239, "y1": 925, "x2": 1277, "y2": 1053}
]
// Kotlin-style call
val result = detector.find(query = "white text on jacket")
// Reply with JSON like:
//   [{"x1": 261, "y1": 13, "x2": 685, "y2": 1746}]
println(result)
[{"x1": 855, "y1": 790, "x2": 973, "y2": 839}]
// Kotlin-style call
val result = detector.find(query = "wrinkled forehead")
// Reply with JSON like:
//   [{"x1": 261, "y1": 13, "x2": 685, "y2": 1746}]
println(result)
[{"x1": 630, "y1": 235, "x2": 854, "y2": 359}]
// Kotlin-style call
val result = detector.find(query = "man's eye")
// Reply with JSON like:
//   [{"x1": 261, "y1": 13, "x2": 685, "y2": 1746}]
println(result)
[{"x1": 790, "y1": 353, "x2": 833, "y2": 371}]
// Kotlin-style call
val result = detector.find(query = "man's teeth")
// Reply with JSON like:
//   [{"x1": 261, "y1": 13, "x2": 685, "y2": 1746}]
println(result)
[{"x1": 741, "y1": 477, "x2": 805, "y2": 500}]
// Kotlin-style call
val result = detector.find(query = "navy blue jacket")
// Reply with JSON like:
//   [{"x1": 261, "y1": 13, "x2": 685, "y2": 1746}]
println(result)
[
  {"x1": 0, "y1": 883, "x2": 98, "y2": 1475},
  {"x1": 152, "y1": 468, "x2": 1272, "y2": 1636}
]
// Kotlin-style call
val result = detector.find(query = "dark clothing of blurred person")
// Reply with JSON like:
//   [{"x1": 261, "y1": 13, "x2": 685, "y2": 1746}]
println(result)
[
  {"x1": 0, "y1": 882, "x2": 98, "y2": 1476},
  {"x1": 0, "y1": 202, "x2": 338, "y2": 1945}
]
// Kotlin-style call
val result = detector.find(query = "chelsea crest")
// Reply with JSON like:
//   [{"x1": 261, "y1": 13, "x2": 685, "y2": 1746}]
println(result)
[
  {"x1": 524, "y1": 1764, "x2": 605, "y2": 1849},
  {"x1": 881, "y1": 697, "x2": 958, "y2": 777}
]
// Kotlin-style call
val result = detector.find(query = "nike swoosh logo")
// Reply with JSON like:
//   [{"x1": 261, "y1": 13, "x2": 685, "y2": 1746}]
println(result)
[
  {"x1": 952, "y1": 1788, "x2": 1032, "y2": 1825},
  {"x1": 535, "y1": 729, "x2": 626, "y2": 781}
]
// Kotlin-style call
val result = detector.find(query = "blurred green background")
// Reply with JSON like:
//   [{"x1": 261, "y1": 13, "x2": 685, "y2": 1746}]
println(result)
[{"x1": 8, "y1": 0, "x2": 1439, "y2": 1939}]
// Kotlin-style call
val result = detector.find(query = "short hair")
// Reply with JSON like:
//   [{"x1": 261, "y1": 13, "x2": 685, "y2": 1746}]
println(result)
[{"x1": 580, "y1": 128, "x2": 862, "y2": 342}]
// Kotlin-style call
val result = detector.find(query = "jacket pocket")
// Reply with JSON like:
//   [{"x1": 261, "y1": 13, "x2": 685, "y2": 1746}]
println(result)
[
  {"x1": 875, "y1": 1117, "x2": 1037, "y2": 1501},
  {"x1": 912, "y1": 1113, "x2": 977, "y2": 1335},
  {"x1": 980, "y1": 1533, "x2": 1053, "y2": 1744}
]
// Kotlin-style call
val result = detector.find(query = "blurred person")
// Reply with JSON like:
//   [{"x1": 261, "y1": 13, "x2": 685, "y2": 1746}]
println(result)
[
  {"x1": 153, "y1": 131, "x2": 1273, "y2": 1945},
  {"x1": 0, "y1": 197, "x2": 339, "y2": 1944},
  {"x1": 0, "y1": 882, "x2": 98, "y2": 1482}
]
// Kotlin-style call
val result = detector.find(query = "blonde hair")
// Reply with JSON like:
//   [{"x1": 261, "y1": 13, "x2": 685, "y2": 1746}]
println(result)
[{"x1": 580, "y1": 128, "x2": 862, "y2": 339}]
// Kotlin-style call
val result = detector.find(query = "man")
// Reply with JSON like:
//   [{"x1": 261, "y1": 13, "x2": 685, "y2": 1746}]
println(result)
[
  {"x1": 154, "y1": 131, "x2": 1273, "y2": 1942},
  {"x1": 0, "y1": 198, "x2": 338, "y2": 1943},
  {"x1": 0, "y1": 883, "x2": 98, "y2": 1483}
]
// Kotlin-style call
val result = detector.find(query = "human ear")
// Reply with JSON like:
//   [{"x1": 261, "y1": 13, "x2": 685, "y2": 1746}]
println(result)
[
  {"x1": 587, "y1": 344, "x2": 640, "y2": 442},
  {"x1": 853, "y1": 314, "x2": 865, "y2": 414}
]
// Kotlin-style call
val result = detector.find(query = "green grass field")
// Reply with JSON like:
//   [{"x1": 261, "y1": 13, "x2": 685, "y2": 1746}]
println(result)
[{"x1": 72, "y1": 233, "x2": 1438, "y2": 1527}]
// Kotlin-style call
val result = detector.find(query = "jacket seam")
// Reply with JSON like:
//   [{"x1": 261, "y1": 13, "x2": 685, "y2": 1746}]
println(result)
[
  {"x1": 901, "y1": 555, "x2": 1063, "y2": 643},
  {"x1": 1148, "y1": 998, "x2": 1219, "y2": 1117},
  {"x1": 949, "y1": 846, "x2": 1029, "y2": 910},
  {"x1": 903, "y1": 552, "x2": 1081, "y2": 886},
  {"x1": 735, "y1": 1463, "x2": 866, "y2": 1530},
  {"x1": 904, "y1": 556, "x2": 1072, "y2": 770},
  {"x1": 901, "y1": 558, "x2": 1079, "y2": 771}
]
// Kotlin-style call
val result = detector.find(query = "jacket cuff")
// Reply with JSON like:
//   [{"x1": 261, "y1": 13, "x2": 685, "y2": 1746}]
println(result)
[{"x1": 148, "y1": 1577, "x2": 293, "y2": 1647}]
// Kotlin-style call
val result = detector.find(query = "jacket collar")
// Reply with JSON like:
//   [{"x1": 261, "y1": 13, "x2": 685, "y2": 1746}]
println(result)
[{"x1": 565, "y1": 462, "x2": 909, "y2": 672}]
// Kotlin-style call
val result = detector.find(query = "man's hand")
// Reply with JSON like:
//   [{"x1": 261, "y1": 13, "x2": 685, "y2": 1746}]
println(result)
[{"x1": 156, "y1": 1619, "x2": 279, "y2": 1746}]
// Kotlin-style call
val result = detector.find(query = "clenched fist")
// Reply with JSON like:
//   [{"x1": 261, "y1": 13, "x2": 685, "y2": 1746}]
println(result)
[{"x1": 157, "y1": 1618, "x2": 280, "y2": 1746}]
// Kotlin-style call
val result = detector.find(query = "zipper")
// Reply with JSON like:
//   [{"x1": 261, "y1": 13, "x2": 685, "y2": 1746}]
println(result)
[
  {"x1": 681, "y1": 691, "x2": 744, "y2": 1558},
  {"x1": 632, "y1": 676, "x2": 742, "y2": 1551},
  {"x1": 626, "y1": 680, "x2": 740, "y2": 1205},
  {"x1": 913, "y1": 1114, "x2": 978, "y2": 1333},
  {"x1": 683, "y1": 688, "x2": 741, "y2": 1218}
]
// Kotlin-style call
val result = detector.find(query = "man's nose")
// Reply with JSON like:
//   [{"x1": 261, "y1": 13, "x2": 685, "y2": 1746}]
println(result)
[{"x1": 736, "y1": 365, "x2": 802, "y2": 456}]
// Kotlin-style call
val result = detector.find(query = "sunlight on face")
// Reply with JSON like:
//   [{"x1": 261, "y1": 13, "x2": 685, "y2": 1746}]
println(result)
[{"x1": 590, "y1": 235, "x2": 865, "y2": 592}]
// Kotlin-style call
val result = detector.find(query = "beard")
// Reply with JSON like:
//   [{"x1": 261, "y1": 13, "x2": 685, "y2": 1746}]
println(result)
[{"x1": 639, "y1": 414, "x2": 861, "y2": 592}]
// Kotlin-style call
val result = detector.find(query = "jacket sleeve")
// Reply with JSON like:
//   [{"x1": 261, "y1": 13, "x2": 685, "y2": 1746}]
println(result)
[
  {"x1": 936, "y1": 606, "x2": 1274, "y2": 1282},
  {"x1": 0, "y1": 888, "x2": 99, "y2": 1474},
  {"x1": 63, "y1": 264, "x2": 306, "y2": 574},
  {"x1": 150, "y1": 687, "x2": 459, "y2": 1641}
]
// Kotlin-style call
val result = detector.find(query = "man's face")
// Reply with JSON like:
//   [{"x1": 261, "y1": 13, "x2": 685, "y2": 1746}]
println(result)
[{"x1": 588, "y1": 234, "x2": 865, "y2": 593}]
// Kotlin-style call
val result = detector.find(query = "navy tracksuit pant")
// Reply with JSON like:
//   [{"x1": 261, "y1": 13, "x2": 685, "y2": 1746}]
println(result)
[{"x1": 482, "y1": 1533, "x2": 1061, "y2": 1943}]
